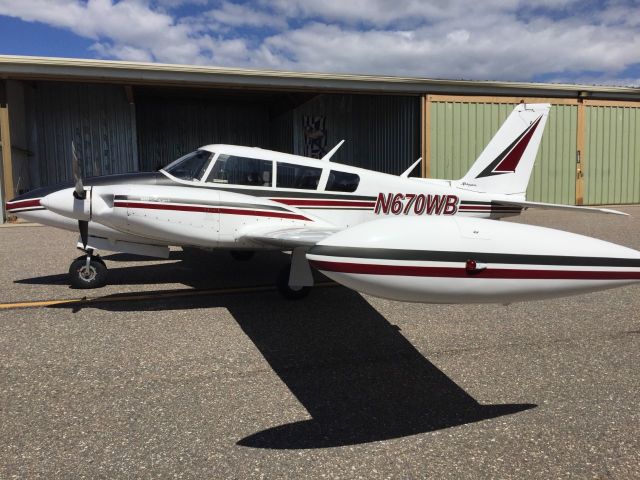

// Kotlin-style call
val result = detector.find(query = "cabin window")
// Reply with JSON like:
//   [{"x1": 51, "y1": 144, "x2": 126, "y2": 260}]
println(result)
[
  {"x1": 207, "y1": 155, "x2": 273, "y2": 187},
  {"x1": 326, "y1": 170, "x2": 360, "y2": 192},
  {"x1": 163, "y1": 150, "x2": 213, "y2": 181},
  {"x1": 276, "y1": 162, "x2": 322, "y2": 190}
]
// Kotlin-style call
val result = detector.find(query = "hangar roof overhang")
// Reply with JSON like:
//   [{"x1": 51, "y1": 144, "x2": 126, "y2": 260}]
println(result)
[{"x1": 0, "y1": 54, "x2": 639, "y2": 101}]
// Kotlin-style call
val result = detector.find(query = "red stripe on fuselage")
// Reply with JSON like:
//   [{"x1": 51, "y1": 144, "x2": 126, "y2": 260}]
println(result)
[
  {"x1": 114, "y1": 201, "x2": 311, "y2": 221},
  {"x1": 310, "y1": 260, "x2": 640, "y2": 280},
  {"x1": 272, "y1": 198, "x2": 376, "y2": 208}
]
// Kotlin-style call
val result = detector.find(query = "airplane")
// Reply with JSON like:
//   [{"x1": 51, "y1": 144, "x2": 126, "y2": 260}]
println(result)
[{"x1": 5, "y1": 103, "x2": 640, "y2": 303}]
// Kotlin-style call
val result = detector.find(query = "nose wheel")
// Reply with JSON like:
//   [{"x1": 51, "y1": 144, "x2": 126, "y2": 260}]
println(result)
[{"x1": 69, "y1": 253, "x2": 108, "y2": 289}]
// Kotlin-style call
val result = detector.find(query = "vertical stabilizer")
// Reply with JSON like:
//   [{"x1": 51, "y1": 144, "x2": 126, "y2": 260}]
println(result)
[{"x1": 456, "y1": 103, "x2": 551, "y2": 196}]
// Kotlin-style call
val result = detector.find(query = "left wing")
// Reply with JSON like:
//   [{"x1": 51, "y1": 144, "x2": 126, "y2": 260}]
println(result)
[{"x1": 241, "y1": 225, "x2": 342, "y2": 249}]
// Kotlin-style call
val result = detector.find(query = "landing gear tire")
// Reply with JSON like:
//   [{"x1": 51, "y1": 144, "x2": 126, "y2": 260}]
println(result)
[
  {"x1": 230, "y1": 250, "x2": 255, "y2": 261},
  {"x1": 69, "y1": 255, "x2": 108, "y2": 289},
  {"x1": 276, "y1": 265, "x2": 311, "y2": 300}
]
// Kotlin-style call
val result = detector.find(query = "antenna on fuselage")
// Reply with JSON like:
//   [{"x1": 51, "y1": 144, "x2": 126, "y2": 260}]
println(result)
[
  {"x1": 321, "y1": 140, "x2": 345, "y2": 161},
  {"x1": 400, "y1": 157, "x2": 422, "y2": 178}
]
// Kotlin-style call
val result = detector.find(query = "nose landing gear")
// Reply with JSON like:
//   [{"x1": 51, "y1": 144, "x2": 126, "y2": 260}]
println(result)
[{"x1": 69, "y1": 250, "x2": 108, "y2": 289}]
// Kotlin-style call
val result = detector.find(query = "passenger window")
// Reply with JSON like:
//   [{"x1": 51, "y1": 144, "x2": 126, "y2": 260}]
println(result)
[
  {"x1": 276, "y1": 162, "x2": 322, "y2": 190},
  {"x1": 207, "y1": 155, "x2": 272, "y2": 187},
  {"x1": 326, "y1": 170, "x2": 360, "y2": 192}
]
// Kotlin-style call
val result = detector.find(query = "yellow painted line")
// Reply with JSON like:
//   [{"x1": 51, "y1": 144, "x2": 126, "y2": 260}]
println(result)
[
  {"x1": 0, "y1": 282, "x2": 338, "y2": 311},
  {"x1": 0, "y1": 298, "x2": 82, "y2": 309}
]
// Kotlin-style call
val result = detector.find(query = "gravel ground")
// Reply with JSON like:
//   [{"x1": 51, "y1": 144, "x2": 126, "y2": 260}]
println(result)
[{"x1": 0, "y1": 207, "x2": 639, "y2": 479}]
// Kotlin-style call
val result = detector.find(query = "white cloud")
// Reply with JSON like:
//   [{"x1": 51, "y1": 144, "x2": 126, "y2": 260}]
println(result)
[
  {"x1": 0, "y1": 0, "x2": 638, "y2": 85},
  {"x1": 205, "y1": 1, "x2": 287, "y2": 29}
]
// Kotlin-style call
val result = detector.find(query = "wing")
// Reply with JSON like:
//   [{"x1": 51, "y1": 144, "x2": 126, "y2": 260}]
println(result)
[
  {"x1": 494, "y1": 199, "x2": 628, "y2": 216},
  {"x1": 241, "y1": 225, "x2": 342, "y2": 249}
]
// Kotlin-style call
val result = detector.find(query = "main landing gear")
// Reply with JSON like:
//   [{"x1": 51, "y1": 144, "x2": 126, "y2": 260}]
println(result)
[
  {"x1": 68, "y1": 249, "x2": 108, "y2": 289},
  {"x1": 276, "y1": 266, "x2": 311, "y2": 300},
  {"x1": 276, "y1": 248, "x2": 314, "y2": 300}
]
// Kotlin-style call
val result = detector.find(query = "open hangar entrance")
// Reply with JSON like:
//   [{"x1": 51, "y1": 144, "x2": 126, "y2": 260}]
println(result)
[{"x1": 133, "y1": 85, "x2": 420, "y2": 174}]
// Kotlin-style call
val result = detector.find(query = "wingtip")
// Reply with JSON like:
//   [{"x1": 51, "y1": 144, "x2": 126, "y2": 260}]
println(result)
[{"x1": 603, "y1": 208, "x2": 629, "y2": 216}]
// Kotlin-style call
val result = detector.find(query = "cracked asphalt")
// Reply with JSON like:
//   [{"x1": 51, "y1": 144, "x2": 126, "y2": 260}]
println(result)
[{"x1": 0, "y1": 207, "x2": 639, "y2": 479}]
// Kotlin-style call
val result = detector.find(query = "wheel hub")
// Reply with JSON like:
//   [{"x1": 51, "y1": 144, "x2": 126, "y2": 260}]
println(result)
[{"x1": 78, "y1": 265, "x2": 97, "y2": 282}]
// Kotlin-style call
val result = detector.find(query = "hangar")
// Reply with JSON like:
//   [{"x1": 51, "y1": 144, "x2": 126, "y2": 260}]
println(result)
[{"x1": 0, "y1": 55, "x2": 639, "y2": 222}]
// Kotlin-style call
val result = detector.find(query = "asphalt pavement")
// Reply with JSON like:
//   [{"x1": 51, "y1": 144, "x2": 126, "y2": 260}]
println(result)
[{"x1": 0, "y1": 208, "x2": 639, "y2": 479}]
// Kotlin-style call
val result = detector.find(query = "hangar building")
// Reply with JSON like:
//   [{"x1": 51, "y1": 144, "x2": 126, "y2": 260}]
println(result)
[{"x1": 1, "y1": 55, "x2": 639, "y2": 222}]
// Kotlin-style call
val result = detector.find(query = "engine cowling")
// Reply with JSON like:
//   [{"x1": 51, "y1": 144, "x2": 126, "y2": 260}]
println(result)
[{"x1": 306, "y1": 216, "x2": 640, "y2": 304}]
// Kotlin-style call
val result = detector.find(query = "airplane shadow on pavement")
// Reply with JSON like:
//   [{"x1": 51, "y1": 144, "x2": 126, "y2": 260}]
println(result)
[{"x1": 30, "y1": 251, "x2": 536, "y2": 449}]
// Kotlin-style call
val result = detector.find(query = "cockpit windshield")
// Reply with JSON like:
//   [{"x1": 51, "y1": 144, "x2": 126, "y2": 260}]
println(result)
[{"x1": 163, "y1": 150, "x2": 213, "y2": 181}]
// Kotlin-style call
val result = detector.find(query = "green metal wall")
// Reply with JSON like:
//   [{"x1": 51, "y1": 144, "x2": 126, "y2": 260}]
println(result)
[
  {"x1": 584, "y1": 106, "x2": 640, "y2": 205},
  {"x1": 429, "y1": 102, "x2": 577, "y2": 204}
]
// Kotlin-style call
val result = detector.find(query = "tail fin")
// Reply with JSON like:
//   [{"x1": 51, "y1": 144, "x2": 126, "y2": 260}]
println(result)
[{"x1": 457, "y1": 103, "x2": 551, "y2": 197}]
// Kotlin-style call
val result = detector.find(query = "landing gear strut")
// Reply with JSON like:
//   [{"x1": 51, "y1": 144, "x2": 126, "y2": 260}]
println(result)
[
  {"x1": 276, "y1": 248, "x2": 314, "y2": 300},
  {"x1": 68, "y1": 249, "x2": 108, "y2": 289},
  {"x1": 276, "y1": 265, "x2": 311, "y2": 300}
]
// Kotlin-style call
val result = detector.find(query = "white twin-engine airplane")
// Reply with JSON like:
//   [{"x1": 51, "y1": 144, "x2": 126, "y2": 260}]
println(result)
[{"x1": 6, "y1": 103, "x2": 640, "y2": 303}]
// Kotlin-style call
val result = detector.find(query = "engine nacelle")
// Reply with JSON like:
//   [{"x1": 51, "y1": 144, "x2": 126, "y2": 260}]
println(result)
[{"x1": 306, "y1": 216, "x2": 640, "y2": 304}]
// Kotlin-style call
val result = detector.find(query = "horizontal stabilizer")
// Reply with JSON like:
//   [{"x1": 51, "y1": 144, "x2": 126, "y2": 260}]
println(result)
[{"x1": 494, "y1": 199, "x2": 628, "y2": 216}]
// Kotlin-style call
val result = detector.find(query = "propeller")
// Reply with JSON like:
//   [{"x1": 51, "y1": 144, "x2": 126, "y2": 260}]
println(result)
[
  {"x1": 71, "y1": 142, "x2": 89, "y2": 249},
  {"x1": 72, "y1": 142, "x2": 85, "y2": 200}
]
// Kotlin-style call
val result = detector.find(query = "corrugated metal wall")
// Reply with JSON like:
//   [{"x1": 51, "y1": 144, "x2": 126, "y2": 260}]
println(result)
[
  {"x1": 429, "y1": 102, "x2": 577, "y2": 204},
  {"x1": 290, "y1": 95, "x2": 420, "y2": 175},
  {"x1": 270, "y1": 110, "x2": 294, "y2": 154},
  {"x1": 584, "y1": 105, "x2": 640, "y2": 205},
  {"x1": 529, "y1": 105, "x2": 577, "y2": 204},
  {"x1": 136, "y1": 97, "x2": 270, "y2": 171},
  {"x1": 34, "y1": 82, "x2": 136, "y2": 186}
]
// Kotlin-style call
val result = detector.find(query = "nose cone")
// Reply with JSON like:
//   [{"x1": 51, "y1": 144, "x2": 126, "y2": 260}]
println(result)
[{"x1": 40, "y1": 187, "x2": 91, "y2": 220}]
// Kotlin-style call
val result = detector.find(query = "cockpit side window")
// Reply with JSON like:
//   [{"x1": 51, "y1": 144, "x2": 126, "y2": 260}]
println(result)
[
  {"x1": 326, "y1": 170, "x2": 360, "y2": 192},
  {"x1": 163, "y1": 150, "x2": 213, "y2": 181},
  {"x1": 276, "y1": 162, "x2": 322, "y2": 190},
  {"x1": 206, "y1": 155, "x2": 273, "y2": 187}
]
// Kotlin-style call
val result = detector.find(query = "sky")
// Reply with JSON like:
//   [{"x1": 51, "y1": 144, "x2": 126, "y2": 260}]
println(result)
[{"x1": 0, "y1": 0, "x2": 639, "y2": 86}]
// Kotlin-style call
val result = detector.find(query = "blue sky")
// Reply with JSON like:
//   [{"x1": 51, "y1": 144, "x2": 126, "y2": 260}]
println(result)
[{"x1": 0, "y1": 0, "x2": 638, "y2": 86}]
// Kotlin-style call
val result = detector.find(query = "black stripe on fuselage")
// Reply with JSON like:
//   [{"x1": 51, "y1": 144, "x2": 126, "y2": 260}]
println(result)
[
  {"x1": 113, "y1": 195, "x2": 291, "y2": 212},
  {"x1": 201, "y1": 185, "x2": 377, "y2": 201},
  {"x1": 8, "y1": 172, "x2": 168, "y2": 202},
  {"x1": 308, "y1": 246, "x2": 640, "y2": 268}
]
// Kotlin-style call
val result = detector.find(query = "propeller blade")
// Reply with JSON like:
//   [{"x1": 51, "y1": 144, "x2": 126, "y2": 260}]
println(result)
[
  {"x1": 72, "y1": 142, "x2": 85, "y2": 200},
  {"x1": 79, "y1": 220, "x2": 89, "y2": 250}
]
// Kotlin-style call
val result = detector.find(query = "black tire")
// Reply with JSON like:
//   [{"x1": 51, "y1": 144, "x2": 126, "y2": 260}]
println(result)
[
  {"x1": 230, "y1": 250, "x2": 255, "y2": 261},
  {"x1": 276, "y1": 265, "x2": 311, "y2": 300},
  {"x1": 69, "y1": 256, "x2": 108, "y2": 289}
]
